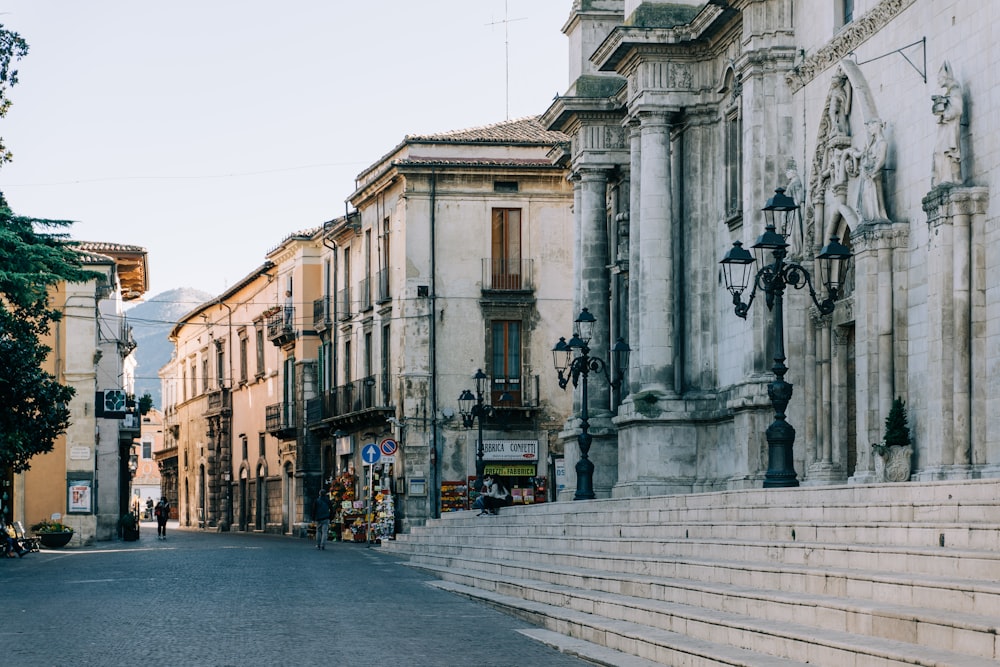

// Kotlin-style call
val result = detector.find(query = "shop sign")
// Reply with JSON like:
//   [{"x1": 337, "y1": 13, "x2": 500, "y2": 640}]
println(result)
[
  {"x1": 484, "y1": 464, "x2": 536, "y2": 476},
  {"x1": 481, "y1": 439, "x2": 538, "y2": 461}
]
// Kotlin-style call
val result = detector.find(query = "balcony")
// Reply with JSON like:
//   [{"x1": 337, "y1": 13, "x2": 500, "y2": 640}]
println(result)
[
  {"x1": 305, "y1": 374, "x2": 394, "y2": 430},
  {"x1": 266, "y1": 309, "x2": 295, "y2": 347},
  {"x1": 313, "y1": 296, "x2": 331, "y2": 332},
  {"x1": 205, "y1": 388, "x2": 230, "y2": 416},
  {"x1": 376, "y1": 268, "x2": 390, "y2": 304},
  {"x1": 482, "y1": 258, "x2": 533, "y2": 292},
  {"x1": 337, "y1": 287, "x2": 351, "y2": 321},
  {"x1": 265, "y1": 402, "x2": 296, "y2": 438}
]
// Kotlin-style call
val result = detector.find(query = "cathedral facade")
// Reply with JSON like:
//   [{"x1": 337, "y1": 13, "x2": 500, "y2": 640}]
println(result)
[{"x1": 543, "y1": 0, "x2": 997, "y2": 496}]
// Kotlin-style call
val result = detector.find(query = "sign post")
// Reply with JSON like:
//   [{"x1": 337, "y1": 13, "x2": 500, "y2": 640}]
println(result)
[{"x1": 361, "y1": 444, "x2": 381, "y2": 544}]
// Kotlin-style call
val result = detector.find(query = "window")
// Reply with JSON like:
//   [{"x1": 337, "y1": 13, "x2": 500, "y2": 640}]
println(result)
[
  {"x1": 340, "y1": 247, "x2": 352, "y2": 317},
  {"x1": 378, "y1": 217, "x2": 390, "y2": 303},
  {"x1": 258, "y1": 433, "x2": 266, "y2": 460},
  {"x1": 839, "y1": 0, "x2": 854, "y2": 27},
  {"x1": 255, "y1": 322, "x2": 265, "y2": 377},
  {"x1": 494, "y1": 181, "x2": 518, "y2": 193},
  {"x1": 142, "y1": 440, "x2": 152, "y2": 459},
  {"x1": 381, "y1": 323, "x2": 391, "y2": 405},
  {"x1": 362, "y1": 229, "x2": 372, "y2": 310},
  {"x1": 491, "y1": 320, "x2": 522, "y2": 404},
  {"x1": 724, "y1": 107, "x2": 742, "y2": 220},
  {"x1": 241, "y1": 435, "x2": 248, "y2": 461},
  {"x1": 215, "y1": 340, "x2": 225, "y2": 388},
  {"x1": 189, "y1": 361, "x2": 197, "y2": 398},
  {"x1": 201, "y1": 356, "x2": 209, "y2": 394},
  {"x1": 491, "y1": 208, "x2": 522, "y2": 289},
  {"x1": 239, "y1": 330, "x2": 248, "y2": 384}
]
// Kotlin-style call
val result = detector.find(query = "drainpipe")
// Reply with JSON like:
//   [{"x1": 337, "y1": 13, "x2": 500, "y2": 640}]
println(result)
[{"x1": 429, "y1": 170, "x2": 440, "y2": 519}]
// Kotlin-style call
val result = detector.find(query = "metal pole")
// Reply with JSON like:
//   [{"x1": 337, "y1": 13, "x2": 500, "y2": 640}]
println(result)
[
  {"x1": 763, "y1": 247, "x2": 798, "y2": 488},
  {"x1": 574, "y1": 345, "x2": 595, "y2": 500}
]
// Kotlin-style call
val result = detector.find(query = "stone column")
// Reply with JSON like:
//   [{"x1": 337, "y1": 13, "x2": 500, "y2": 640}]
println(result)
[
  {"x1": 627, "y1": 120, "x2": 642, "y2": 392},
  {"x1": 636, "y1": 110, "x2": 675, "y2": 396},
  {"x1": 578, "y1": 167, "x2": 612, "y2": 413}
]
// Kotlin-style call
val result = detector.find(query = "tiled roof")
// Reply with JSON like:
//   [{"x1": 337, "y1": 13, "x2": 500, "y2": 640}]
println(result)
[
  {"x1": 396, "y1": 156, "x2": 558, "y2": 168},
  {"x1": 76, "y1": 241, "x2": 146, "y2": 254},
  {"x1": 404, "y1": 116, "x2": 568, "y2": 144}
]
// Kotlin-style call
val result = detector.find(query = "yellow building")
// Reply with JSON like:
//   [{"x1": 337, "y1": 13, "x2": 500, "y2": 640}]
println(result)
[{"x1": 5, "y1": 242, "x2": 147, "y2": 544}]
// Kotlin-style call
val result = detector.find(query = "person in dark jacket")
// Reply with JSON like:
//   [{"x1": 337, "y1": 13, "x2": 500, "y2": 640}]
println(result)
[
  {"x1": 313, "y1": 489, "x2": 333, "y2": 550},
  {"x1": 154, "y1": 497, "x2": 170, "y2": 540}
]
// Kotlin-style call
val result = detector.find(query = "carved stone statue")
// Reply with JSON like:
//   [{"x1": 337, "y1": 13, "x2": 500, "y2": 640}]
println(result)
[
  {"x1": 849, "y1": 119, "x2": 889, "y2": 221},
  {"x1": 784, "y1": 163, "x2": 805, "y2": 257},
  {"x1": 931, "y1": 61, "x2": 963, "y2": 186},
  {"x1": 828, "y1": 70, "x2": 852, "y2": 138}
]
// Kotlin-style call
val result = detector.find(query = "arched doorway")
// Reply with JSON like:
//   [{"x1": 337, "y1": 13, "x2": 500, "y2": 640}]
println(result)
[
  {"x1": 283, "y1": 462, "x2": 295, "y2": 534},
  {"x1": 239, "y1": 467, "x2": 249, "y2": 531},
  {"x1": 198, "y1": 464, "x2": 207, "y2": 528},
  {"x1": 256, "y1": 463, "x2": 266, "y2": 531}
]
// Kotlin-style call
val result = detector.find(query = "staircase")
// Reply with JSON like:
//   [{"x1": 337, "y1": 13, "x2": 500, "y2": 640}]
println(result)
[{"x1": 381, "y1": 479, "x2": 1000, "y2": 666}]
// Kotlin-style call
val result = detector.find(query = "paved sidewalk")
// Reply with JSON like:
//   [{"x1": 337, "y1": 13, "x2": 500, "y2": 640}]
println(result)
[{"x1": 0, "y1": 523, "x2": 595, "y2": 667}]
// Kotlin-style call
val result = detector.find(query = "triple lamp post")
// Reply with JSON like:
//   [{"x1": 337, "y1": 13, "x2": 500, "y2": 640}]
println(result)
[
  {"x1": 552, "y1": 308, "x2": 630, "y2": 500},
  {"x1": 719, "y1": 187, "x2": 852, "y2": 487}
]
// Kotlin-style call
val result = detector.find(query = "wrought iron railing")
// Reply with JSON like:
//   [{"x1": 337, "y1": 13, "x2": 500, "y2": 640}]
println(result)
[{"x1": 481, "y1": 258, "x2": 533, "y2": 291}]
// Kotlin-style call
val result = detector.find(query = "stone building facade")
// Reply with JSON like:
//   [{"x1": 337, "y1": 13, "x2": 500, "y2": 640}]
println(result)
[
  {"x1": 161, "y1": 118, "x2": 575, "y2": 533},
  {"x1": 543, "y1": 0, "x2": 998, "y2": 494}
]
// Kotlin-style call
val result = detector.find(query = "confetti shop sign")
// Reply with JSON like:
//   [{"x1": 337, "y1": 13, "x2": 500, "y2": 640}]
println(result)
[{"x1": 481, "y1": 439, "x2": 538, "y2": 461}]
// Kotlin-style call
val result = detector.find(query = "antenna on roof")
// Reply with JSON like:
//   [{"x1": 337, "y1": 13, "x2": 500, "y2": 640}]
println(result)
[{"x1": 487, "y1": 0, "x2": 526, "y2": 120}]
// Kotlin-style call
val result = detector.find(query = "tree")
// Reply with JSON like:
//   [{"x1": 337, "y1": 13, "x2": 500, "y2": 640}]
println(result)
[
  {"x1": 0, "y1": 25, "x2": 28, "y2": 165},
  {"x1": 0, "y1": 200, "x2": 101, "y2": 472},
  {"x1": 0, "y1": 24, "x2": 100, "y2": 472}
]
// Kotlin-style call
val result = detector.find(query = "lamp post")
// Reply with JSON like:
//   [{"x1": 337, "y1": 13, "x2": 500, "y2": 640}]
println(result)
[
  {"x1": 458, "y1": 369, "x2": 512, "y2": 491},
  {"x1": 552, "y1": 308, "x2": 631, "y2": 500},
  {"x1": 720, "y1": 187, "x2": 852, "y2": 487}
]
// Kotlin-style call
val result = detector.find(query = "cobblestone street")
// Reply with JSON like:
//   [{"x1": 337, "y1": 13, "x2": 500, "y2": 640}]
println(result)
[{"x1": 1, "y1": 521, "x2": 594, "y2": 667}]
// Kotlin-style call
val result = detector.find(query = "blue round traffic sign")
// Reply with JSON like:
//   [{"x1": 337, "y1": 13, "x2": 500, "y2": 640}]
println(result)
[{"x1": 361, "y1": 443, "x2": 381, "y2": 464}]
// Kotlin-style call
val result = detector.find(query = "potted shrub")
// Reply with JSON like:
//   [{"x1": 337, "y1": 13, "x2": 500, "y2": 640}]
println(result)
[
  {"x1": 872, "y1": 396, "x2": 913, "y2": 482},
  {"x1": 31, "y1": 519, "x2": 75, "y2": 548}
]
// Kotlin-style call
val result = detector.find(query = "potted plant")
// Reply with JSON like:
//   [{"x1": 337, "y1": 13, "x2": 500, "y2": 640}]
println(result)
[
  {"x1": 31, "y1": 519, "x2": 75, "y2": 548},
  {"x1": 872, "y1": 396, "x2": 913, "y2": 482},
  {"x1": 119, "y1": 512, "x2": 140, "y2": 541}
]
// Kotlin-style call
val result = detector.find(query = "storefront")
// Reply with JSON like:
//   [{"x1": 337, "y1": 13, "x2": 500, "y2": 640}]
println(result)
[{"x1": 478, "y1": 438, "x2": 546, "y2": 506}]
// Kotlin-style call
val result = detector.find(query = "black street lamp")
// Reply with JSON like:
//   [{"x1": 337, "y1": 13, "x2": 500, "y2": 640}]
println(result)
[
  {"x1": 552, "y1": 308, "x2": 631, "y2": 500},
  {"x1": 720, "y1": 187, "x2": 851, "y2": 487},
  {"x1": 458, "y1": 369, "x2": 512, "y2": 490}
]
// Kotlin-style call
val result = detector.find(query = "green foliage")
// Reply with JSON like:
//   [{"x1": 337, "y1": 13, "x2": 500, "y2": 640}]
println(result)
[
  {"x1": 139, "y1": 392, "x2": 154, "y2": 415},
  {"x1": 30, "y1": 519, "x2": 73, "y2": 534},
  {"x1": 0, "y1": 25, "x2": 28, "y2": 165},
  {"x1": 0, "y1": 199, "x2": 102, "y2": 474},
  {"x1": 873, "y1": 397, "x2": 910, "y2": 457}
]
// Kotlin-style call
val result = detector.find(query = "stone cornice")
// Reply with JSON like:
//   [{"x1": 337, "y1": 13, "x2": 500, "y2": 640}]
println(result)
[
  {"x1": 786, "y1": 0, "x2": 917, "y2": 93},
  {"x1": 850, "y1": 220, "x2": 910, "y2": 252}
]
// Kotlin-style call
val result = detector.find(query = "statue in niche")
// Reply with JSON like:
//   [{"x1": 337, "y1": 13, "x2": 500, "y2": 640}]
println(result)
[
  {"x1": 848, "y1": 119, "x2": 889, "y2": 221},
  {"x1": 931, "y1": 61, "x2": 963, "y2": 186},
  {"x1": 827, "y1": 69, "x2": 852, "y2": 139},
  {"x1": 784, "y1": 163, "x2": 806, "y2": 257}
]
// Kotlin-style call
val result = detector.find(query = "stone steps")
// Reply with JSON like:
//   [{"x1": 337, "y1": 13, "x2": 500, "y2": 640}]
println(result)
[{"x1": 382, "y1": 480, "x2": 1000, "y2": 665}]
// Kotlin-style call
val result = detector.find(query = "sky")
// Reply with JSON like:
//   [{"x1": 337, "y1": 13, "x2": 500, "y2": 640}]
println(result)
[{"x1": 0, "y1": 1, "x2": 571, "y2": 298}]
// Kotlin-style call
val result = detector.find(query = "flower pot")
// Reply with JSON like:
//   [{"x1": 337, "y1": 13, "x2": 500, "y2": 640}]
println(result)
[{"x1": 38, "y1": 531, "x2": 74, "y2": 548}]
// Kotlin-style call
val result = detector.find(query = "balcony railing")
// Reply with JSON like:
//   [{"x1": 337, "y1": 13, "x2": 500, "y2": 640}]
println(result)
[
  {"x1": 266, "y1": 309, "x2": 296, "y2": 346},
  {"x1": 313, "y1": 296, "x2": 330, "y2": 331},
  {"x1": 265, "y1": 401, "x2": 296, "y2": 435},
  {"x1": 337, "y1": 287, "x2": 351, "y2": 321},
  {"x1": 360, "y1": 276, "x2": 371, "y2": 311},
  {"x1": 482, "y1": 258, "x2": 533, "y2": 292},
  {"x1": 376, "y1": 267, "x2": 390, "y2": 304},
  {"x1": 306, "y1": 374, "x2": 394, "y2": 426}
]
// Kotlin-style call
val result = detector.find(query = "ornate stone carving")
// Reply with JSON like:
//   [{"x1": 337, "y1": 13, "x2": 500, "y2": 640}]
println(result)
[
  {"x1": 931, "y1": 61, "x2": 963, "y2": 187},
  {"x1": 847, "y1": 119, "x2": 889, "y2": 221},
  {"x1": 786, "y1": 0, "x2": 917, "y2": 92}
]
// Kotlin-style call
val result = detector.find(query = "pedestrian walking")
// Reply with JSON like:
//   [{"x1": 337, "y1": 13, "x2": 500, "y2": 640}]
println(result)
[
  {"x1": 154, "y1": 496, "x2": 170, "y2": 539},
  {"x1": 313, "y1": 489, "x2": 332, "y2": 550}
]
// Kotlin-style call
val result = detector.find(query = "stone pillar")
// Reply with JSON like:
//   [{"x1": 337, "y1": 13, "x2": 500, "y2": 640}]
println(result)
[
  {"x1": 578, "y1": 167, "x2": 612, "y2": 413},
  {"x1": 919, "y1": 186, "x2": 988, "y2": 479},
  {"x1": 636, "y1": 110, "x2": 675, "y2": 396},
  {"x1": 627, "y1": 120, "x2": 642, "y2": 393}
]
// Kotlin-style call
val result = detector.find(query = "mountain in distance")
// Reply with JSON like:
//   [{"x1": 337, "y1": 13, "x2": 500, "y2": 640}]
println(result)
[{"x1": 128, "y1": 287, "x2": 214, "y2": 409}]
